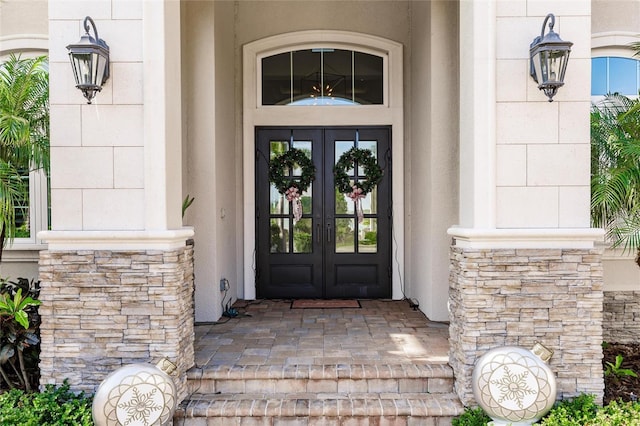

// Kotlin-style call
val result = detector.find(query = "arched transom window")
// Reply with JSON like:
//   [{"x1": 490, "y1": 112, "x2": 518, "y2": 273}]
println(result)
[
  {"x1": 592, "y1": 56, "x2": 640, "y2": 96},
  {"x1": 261, "y1": 49, "x2": 384, "y2": 106}
]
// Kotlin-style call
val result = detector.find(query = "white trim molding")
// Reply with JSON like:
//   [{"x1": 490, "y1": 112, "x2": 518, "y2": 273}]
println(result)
[
  {"x1": 38, "y1": 228, "x2": 195, "y2": 251},
  {"x1": 0, "y1": 34, "x2": 48, "y2": 56},
  {"x1": 592, "y1": 31, "x2": 639, "y2": 51},
  {"x1": 448, "y1": 227, "x2": 604, "y2": 249}
]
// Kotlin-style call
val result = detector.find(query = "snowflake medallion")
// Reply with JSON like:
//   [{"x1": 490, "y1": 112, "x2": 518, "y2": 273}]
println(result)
[
  {"x1": 489, "y1": 365, "x2": 539, "y2": 410},
  {"x1": 116, "y1": 385, "x2": 164, "y2": 425}
]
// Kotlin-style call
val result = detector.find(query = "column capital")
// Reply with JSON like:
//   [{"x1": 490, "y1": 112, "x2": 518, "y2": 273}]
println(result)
[
  {"x1": 38, "y1": 227, "x2": 194, "y2": 250},
  {"x1": 447, "y1": 227, "x2": 604, "y2": 249}
]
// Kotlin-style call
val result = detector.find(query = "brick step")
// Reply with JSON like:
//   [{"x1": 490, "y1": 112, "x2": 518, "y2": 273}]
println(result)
[
  {"x1": 174, "y1": 392, "x2": 464, "y2": 425},
  {"x1": 185, "y1": 363, "x2": 455, "y2": 395}
]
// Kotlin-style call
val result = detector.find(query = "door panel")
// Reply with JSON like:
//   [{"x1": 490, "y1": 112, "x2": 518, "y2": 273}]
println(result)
[{"x1": 256, "y1": 127, "x2": 391, "y2": 299}]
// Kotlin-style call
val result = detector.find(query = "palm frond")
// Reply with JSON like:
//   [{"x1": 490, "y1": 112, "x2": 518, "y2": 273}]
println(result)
[
  {"x1": 591, "y1": 94, "x2": 640, "y2": 251},
  {"x1": 0, "y1": 161, "x2": 26, "y2": 245}
]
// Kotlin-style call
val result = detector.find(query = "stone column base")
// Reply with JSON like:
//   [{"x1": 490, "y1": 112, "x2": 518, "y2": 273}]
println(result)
[
  {"x1": 38, "y1": 244, "x2": 195, "y2": 401},
  {"x1": 449, "y1": 247, "x2": 604, "y2": 405},
  {"x1": 604, "y1": 291, "x2": 640, "y2": 344}
]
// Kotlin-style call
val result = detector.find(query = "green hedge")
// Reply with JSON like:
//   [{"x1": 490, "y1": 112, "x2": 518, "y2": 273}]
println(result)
[
  {"x1": 0, "y1": 381, "x2": 93, "y2": 426},
  {"x1": 454, "y1": 395, "x2": 640, "y2": 426}
]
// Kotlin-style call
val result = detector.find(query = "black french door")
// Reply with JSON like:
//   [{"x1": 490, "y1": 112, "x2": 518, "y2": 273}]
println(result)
[{"x1": 256, "y1": 127, "x2": 391, "y2": 299}]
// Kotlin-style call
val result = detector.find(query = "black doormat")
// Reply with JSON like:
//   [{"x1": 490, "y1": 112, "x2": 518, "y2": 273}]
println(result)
[{"x1": 291, "y1": 299, "x2": 361, "y2": 309}]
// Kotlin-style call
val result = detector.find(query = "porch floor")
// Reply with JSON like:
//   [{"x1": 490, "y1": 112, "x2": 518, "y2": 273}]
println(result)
[
  {"x1": 193, "y1": 299, "x2": 451, "y2": 368},
  {"x1": 178, "y1": 299, "x2": 461, "y2": 424}
]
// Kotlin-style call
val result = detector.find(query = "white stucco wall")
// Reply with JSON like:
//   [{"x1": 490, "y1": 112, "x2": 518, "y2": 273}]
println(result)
[
  {"x1": 182, "y1": 1, "x2": 238, "y2": 321},
  {"x1": 0, "y1": 0, "x2": 48, "y2": 59},
  {"x1": 495, "y1": 1, "x2": 592, "y2": 229},
  {"x1": 409, "y1": 1, "x2": 459, "y2": 321},
  {"x1": 592, "y1": 0, "x2": 640, "y2": 34},
  {"x1": 48, "y1": 2, "x2": 146, "y2": 231}
]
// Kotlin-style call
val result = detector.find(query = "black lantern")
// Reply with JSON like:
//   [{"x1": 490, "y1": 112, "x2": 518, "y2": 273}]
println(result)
[
  {"x1": 530, "y1": 13, "x2": 572, "y2": 102},
  {"x1": 66, "y1": 16, "x2": 109, "y2": 104}
]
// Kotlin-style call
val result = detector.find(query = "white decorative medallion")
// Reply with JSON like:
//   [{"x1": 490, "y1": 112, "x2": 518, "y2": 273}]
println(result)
[
  {"x1": 472, "y1": 344, "x2": 556, "y2": 426},
  {"x1": 92, "y1": 359, "x2": 178, "y2": 426}
]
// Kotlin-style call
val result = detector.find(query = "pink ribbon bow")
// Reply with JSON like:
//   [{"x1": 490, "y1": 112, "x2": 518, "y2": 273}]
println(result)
[{"x1": 285, "y1": 187, "x2": 303, "y2": 222}]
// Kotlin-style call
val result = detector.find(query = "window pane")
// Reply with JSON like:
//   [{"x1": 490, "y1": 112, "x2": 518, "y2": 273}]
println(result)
[
  {"x1": 14, "y1": 173, "x2": 29, "y2": 238},
  {"x1": 323, "y1": 49, "x2": 352, "y2": 102},
  {"x1": 293, "y1": 49, "x2": 321, "y2": 103},
  {"x1": 270, "y1": 218, "x2": 289, "y2": 253},
  {"x1": 354, "y1": 52, "x2": 383, "y2": 104},
  {"x1": 335, "y1": 188, "x2": 351, "y2": 215},
  {"x1": 270, "y1": 183, "x2": 289, "y2": 215},
  {"x1": 356, "y1": 142, "x2": 377, "y2": 176},
  {"x1": 270, "y1": 141, "x2": 289, "y2": 159},
  {"x1": 591, "y1": 57, "x2": 607, "y2": 95},
  {"x1": 291, "y1": 140, "x2": 312, "y2": 175},
  {"x1": 335, "y1": 218, "x2": 355, "y2": 253},
  {"x1": 293, "y1": 218, "x2": 312, "y2": 253},
  {"x1": 262, "y1": 53, "x2": 291, "y2": 105},
  {"x1": 360, "y1": 189, "x2": 376, "y2": 215},
  {"x1": 358, "y1": 218, "x2": 377, "y2": 253},
  {"x1": 609, "y1": 57, "x2": 638, "y2": 95},
  {"x1": 335, "y1": 141, "x2": 355, "y2": 175}
]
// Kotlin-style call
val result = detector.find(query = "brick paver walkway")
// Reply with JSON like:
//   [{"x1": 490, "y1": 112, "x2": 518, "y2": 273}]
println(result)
[{"x1": 193, "y1": 299, "x2": 450, "y2": 367}]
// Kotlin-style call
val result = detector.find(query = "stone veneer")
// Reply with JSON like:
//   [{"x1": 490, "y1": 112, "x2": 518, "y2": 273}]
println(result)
[
  {"x1": 604, "y1": 291, "x2": 640, "y2": 344},
  {"x1": 449, "y1": 247, "x2": 604, "y2": 406},
  {"x1": 38, "y1": 244, "x2": 195, "y2": 400}
]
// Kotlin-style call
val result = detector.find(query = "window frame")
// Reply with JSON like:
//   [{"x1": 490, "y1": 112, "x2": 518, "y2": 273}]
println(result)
[
  {"x1": 0, "y1": 50, "x2": 50, "y2": 251},
  {"x1": 257, "y1": 43, "x2": 390, "y2": 109}
]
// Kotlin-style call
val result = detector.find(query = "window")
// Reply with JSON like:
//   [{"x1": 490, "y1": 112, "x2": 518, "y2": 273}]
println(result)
[
  {"x1": 261, "y1": 49, "x2": 384, "y2": 106},
  {"x1": 0, "y1": 55, "x2": 50, "y2": 248},
  {"x1": 592, "y1": 56, "x2": 640, "y2": 96},
  {"x1": 13, "y1": 170, "x2": 49, "y2": 246}
]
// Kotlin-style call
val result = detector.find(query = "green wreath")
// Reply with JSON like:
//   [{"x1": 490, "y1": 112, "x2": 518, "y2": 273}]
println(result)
[
  {"x1": 269, "y1": 148, "x2": 316, "y2": 194},
  {"x1": 334, "y1": 147, "x2": 383, "y2": 195}
]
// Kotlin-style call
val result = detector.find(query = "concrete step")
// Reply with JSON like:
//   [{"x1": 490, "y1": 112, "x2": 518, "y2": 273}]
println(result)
[
  {"x1": 184, "y1": 364, "x2": 455, "y2": 395},
  {"x1": 175, "y1": 363, "x2": 463, "y2": 425},
  {"x1": 174, "y1": 392, "x2": 464, "y2": 425}
]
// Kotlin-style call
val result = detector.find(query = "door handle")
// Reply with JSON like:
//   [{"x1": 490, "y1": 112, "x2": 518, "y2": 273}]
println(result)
[
  {"x1": 316, "y1": 223, "x2": 321, "y2": 243},
  {"x1": 327, "y1": 223, "x2": 332, "y2": 242}
]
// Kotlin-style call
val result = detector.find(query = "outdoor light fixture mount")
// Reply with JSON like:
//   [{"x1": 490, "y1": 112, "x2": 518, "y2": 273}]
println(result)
[
  {"x1": 66, "y1": 16, "x2": 110, "y2": 104},
  {"x1": 529, "y1": 13, "x2": 572, "y2": 102}
]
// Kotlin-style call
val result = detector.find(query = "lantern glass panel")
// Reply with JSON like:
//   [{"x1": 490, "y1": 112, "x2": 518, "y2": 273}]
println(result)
[
  {"x1": 70, "y1": 51, "x2": 106, "y2": 88},
  {"x1": 532, "y1": 48, "x2": 569, "y2": 86}
]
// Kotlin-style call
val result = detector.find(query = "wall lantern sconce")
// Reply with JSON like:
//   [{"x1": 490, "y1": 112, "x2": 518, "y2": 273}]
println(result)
[
  {"x1": 66, "y1": 16, "x2": 110, "y2": 104},
  {"x1": 529, "y1": 13, "x2": 572, "y2": 102}
]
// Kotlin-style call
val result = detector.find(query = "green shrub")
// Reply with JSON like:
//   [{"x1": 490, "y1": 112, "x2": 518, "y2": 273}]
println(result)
[
  {"x1": 0, "y1": 380, "x2": 93, "y2": 425},
  {"x1": 537, "y1": 394, "x2": 600, "y2": 425},
  {"x1": 0, "y1": 277, "x2": 41, "y2": 391},
  {"x1": 590, "y1": 400, "x2": 640, "y2": 425},
  {"x1": 453, "y1": 394, "x2": 640, "y2": 426},
  {"x1": 452, "y1": 406, "x2": 491, "y2": 426}
]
